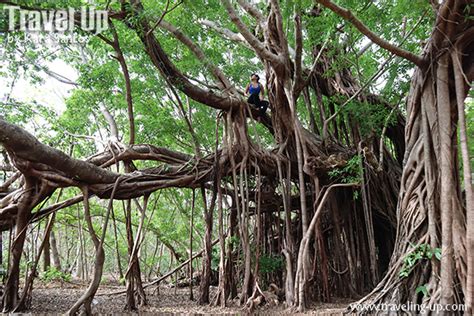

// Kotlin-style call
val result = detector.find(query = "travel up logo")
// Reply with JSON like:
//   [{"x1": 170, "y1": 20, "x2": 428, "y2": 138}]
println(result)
[{"x1": 2, "y1": 5, "x2": 109, "y2": 43}]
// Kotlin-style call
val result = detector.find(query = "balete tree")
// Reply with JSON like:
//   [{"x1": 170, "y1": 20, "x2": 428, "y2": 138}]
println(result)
[{"x1": 0, "y1": 0, "x2": 472, "y2": 314}]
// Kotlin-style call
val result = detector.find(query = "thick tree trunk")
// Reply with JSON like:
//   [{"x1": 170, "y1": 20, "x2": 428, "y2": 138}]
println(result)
[
  {"x1": 2, "y1": 178, "x2": 35, "y2": 312},
  {"x1": 356, "y1": 2, "x2": 473, "y2": 311},
  {"x1": 453, "y1": 46, "x2": 474, "y2": 314}
]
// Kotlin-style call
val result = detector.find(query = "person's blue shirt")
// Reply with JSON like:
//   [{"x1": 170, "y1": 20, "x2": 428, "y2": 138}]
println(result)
[{"x1": 248, "y1": 84, "x2": 261, "y2": 95}]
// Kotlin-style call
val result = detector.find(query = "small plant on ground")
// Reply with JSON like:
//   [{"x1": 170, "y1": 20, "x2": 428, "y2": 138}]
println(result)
[{"x1": 41, "y1": 267, "x2": 72, "y2": 283}]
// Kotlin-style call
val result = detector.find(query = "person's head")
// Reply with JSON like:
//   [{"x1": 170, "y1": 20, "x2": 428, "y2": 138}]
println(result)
[{"x1": 250, "y1": 73, "x2": 260, "y2": 82}]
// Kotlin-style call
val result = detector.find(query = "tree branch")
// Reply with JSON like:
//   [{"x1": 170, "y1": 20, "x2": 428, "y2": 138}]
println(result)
[
  {"x1": 0, "y1": 118, "x2": 217, "y2": 202},
  {"x1": 270, "y1": 0, "x2": 290, "y2": 60},
  {"x1": 221, "y1": 0, "x2": 283, "y2": 66},
  {"x1": 294, "y1": 12, "x2": 304, "y2": 91},
  {"x1": 199, "y1": 19, "x2": 251, "y2": 48},
  {"x1": 236, "y1": 0, "x2": 265, "y2": 24},
  {"x1": 0, "y1": 172, "x2": 21, "y2": 192},
  {"x1": 110, "y1": 20, "x2": 136, "y2": 145},
  {"x1": 295, "y1": 33, "x2": 330, "y2": 97},
  {"x1": 158, "y1": 19, "x2": 235, "y2": 92},
  {"x1": 99, "y1": 104, "x2": 120, "y2": 141},
  {"x1": 123, "y1": 0, "x2": 244, "y2": 113},
  {"x1": 0, "y1": 118, "x2": 119, "y2": 184},
  {"x1": 146, "y1": 0, "x2": 184, "y2": 37},
  {"x1": 314, "y1": 0, "x2": 425, "y2": 67}
]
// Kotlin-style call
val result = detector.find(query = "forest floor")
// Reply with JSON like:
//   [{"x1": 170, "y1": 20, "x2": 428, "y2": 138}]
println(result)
[{"x1": 26, "y1": 280, "x2": 351, "y2": 315}]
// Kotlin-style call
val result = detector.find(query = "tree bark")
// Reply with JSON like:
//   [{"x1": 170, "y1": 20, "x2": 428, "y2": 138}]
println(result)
[
  {"x1": 356, "y1": 1, "x2": 473, "y2": 310},
  {"x1": 43, "y1": 231, "x2": 51, "y2": 272},
  {"x1": 50, "y1": 231, "x2": 61, "y2": 271},
  {"x1": 2, "y1": 178, "x2": 36, "y2": 312},
  {"x1": 199, "y1": 186, "x2": 215, "y2": 305},
  {"x1": 453, "y1": 47, "x2": 474, "y2": 313}
]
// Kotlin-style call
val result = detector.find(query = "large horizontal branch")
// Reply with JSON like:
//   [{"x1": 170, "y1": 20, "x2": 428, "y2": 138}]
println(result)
[
  {"x1": 314, "y1": 0, "x2": 425, "y2": 67},
  {"x1": 0, "y1": 118, "x2": 119, "y2": 184},
  {"x1": 0, "y1": 118, "x2": 217, "y2": 195},
  {"x1": 0, "y1": 117, "x2": 276, "y2": 202},
  {"x1": 0, "y1": 120, "x2": 214, "y2": 228}
]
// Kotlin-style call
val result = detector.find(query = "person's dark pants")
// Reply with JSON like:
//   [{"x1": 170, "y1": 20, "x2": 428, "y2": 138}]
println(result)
[{"x1": 247, "y1": 93, "x2": 269, "y2": 116}]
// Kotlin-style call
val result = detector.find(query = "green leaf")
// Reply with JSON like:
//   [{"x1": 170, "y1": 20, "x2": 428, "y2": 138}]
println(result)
[
  {"x1": 399, "y1": 270, "x2": 409, "y2": 278},
  {"x1": 426, "y1": 249, "x2": 433, "y2": 259},
  {"x1": 416, "y1": 285, "x2": 429, "y2": 298}
]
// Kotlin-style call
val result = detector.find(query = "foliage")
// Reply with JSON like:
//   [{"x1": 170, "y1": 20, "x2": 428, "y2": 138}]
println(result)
[
  {"x1": 399, "y1": 244, "x2": 441, "y2": 278},
  {"x1": 211, "y1": 247, "x2": 220, "y2": 271},
  {"x1": 328, "y1": 155, "x2": 362, "y2": 184},
  {"x1": 342, "y1": 100, "x2": 396, "y2": 137},
  {"x1": 0, "y1": 264, "x2": 7, "y2": 280},
  {"x1": 258, "y1": 254, "x2": 284, "y2": 274},
  {"x1": 416, "y1": 284, "x2": 429, "y2": 298},
  {"x1": 41, "y1": 267, "x2": 72, "y2": 283}
]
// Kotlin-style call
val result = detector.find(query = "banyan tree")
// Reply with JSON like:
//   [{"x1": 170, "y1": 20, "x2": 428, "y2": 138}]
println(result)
[{"x1": 0, "y1": 0, "x2": 472, "y2": 314}]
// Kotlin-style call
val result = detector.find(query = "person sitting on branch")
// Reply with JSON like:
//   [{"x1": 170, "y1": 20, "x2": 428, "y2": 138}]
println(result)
[{"x1": 245, "y1": 73, "x2": 269, "y2": 118}]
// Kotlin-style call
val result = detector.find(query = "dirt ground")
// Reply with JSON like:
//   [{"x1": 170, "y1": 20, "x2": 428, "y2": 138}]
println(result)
[{"x1": 26, "y1": 281, "x2": 351, "y2": 315}]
